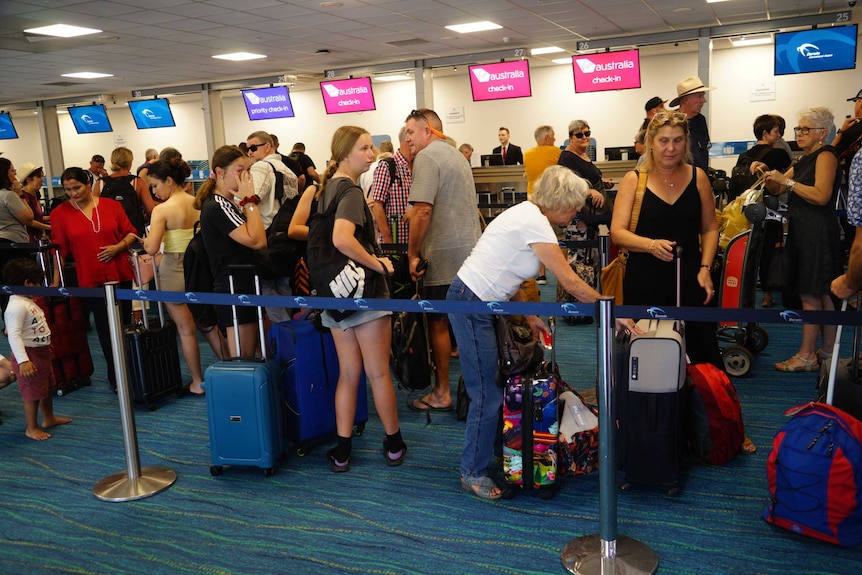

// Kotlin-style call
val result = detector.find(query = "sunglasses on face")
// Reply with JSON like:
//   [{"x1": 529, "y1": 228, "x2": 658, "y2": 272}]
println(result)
[
  {"x1": 247, "y1": 143, "x2": 265, "y2": 153},
  {"x1": 570, "y1": 130, "x2": 591, "y2": 139}
]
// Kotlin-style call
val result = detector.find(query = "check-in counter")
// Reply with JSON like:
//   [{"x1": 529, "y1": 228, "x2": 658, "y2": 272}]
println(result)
[
  {"x1": 472, "y1": 161, "x2": 638, "y2": 218},
  {"x1": 472, "y1": 165, "x2": 527, "y2": 219}
]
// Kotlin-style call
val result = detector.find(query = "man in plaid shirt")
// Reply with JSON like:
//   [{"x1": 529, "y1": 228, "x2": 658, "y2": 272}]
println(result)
[{"x1": 369, "y1": 125, "x2": 413, "y2": 245}]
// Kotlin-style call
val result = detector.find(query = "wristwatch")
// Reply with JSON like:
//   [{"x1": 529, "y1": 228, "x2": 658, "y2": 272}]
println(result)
[{"x1": 785, "y1": 179, "x2": 797, "y2": 193}]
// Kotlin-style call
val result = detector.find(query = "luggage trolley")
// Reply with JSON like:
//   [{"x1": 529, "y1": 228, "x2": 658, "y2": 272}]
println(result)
[{"x1": 715, "y1": 194, "x2": 786, "y2": 376}]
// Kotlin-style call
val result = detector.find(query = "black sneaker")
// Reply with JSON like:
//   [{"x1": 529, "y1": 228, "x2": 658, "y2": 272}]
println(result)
[{"x1": 536, "y1": 275, "x2": 547, "y2": 285}]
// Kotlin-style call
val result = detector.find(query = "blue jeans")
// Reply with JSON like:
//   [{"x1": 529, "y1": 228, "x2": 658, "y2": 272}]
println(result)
[{"x1": 447, "y1": 276, "x2": 502, "y2": 479}]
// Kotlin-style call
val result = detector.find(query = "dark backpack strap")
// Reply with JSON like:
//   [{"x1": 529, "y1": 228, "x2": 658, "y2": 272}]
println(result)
[{"x1": 264, "y1": 160, "x2": 285, "y2": 203}]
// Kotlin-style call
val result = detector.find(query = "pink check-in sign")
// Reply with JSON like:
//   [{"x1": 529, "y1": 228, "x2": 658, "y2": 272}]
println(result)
[
  {"x1": 320, "y1": 77, "x2": 376, "y2": 114},
  {"x1": 468, "y1": 60, "x2": 532, "y2": 101},
  {"x1": 572, "y1": 49, "x2": 641, "y2": 93}
]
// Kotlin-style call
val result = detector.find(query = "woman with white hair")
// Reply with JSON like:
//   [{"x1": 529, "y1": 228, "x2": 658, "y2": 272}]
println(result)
[
  {"x1": 447, "y1": 165, "x2": 637, "y2": 500},
  {"x1": 754, "y1": 106, "x2": 842, "y2": 372}
]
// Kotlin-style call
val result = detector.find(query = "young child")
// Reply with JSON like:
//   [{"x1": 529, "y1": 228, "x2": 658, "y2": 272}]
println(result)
[{"x1": 3, "y1": 258, "x2": 71, "y2": 440}]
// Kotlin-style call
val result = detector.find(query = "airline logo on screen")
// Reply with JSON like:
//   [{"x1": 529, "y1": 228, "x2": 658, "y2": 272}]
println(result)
[
  {"x1": 469, "y1": 60, "x2": 531, "y2": 101},
  {"x1": 320, "y1": 78, "x2": 375, "y2": 114},
  {"x1": 80, "y1": 114, "x2": 99, "y2": 126},
  {"x1": 243, "y1": 88, "x2": 294, "y2": 119},
  {"x1": 140, "y1": 108, "x2": 163, "y2": 121},
  {"x1": 572, "y1": 49, "x2": 641, "y2": 93}
]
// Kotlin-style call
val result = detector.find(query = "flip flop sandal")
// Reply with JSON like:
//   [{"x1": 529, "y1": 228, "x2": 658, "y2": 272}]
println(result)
[{"x1": 407, "y1": 398, "x2": 454, "y2": 412}]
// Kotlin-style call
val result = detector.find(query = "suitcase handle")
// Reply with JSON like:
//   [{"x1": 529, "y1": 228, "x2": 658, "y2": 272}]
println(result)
[{"x1": 228, "y1": 264, "x2": 268, "y2": 361}]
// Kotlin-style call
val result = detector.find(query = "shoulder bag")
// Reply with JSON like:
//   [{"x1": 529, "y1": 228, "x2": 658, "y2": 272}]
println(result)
[{"x1": 600, "y1": 169, "x2": 647, "y2": 304}]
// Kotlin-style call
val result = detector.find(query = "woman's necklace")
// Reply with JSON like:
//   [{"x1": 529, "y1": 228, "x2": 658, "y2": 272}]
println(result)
[
  {"x1": 71, "y1": 198, "x2": 101, "y2": 233},
  {"x1": 657, "y1": 168, "x2": 679, "y2": 188}
]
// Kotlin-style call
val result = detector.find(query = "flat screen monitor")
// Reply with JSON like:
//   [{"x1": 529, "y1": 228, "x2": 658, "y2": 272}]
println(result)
[
  {"x1": 319, "y1": 77, "x2": 376, "y2": 114},
  {"x1": 572, "y1": 49, "x2": 641, "y2": 93},
  {"x1": 775, "y1": 24, "x2": 857, "y2": 75},
  {"x1": 480, "y1": 154, "x2": 504, "y2": 167},
  {"x1": 0, "y1": 112, "x2": 18, "y2": 140},
  {"x1": 68, "y1": 104, "x2": 113, "y2": 134},
  {"x1": 241, "y1": 86, "x2": 295, "y2": 120},
  {"x1": 468, "y1": 60, "x2": 532, "y2": 102},
  {"x1": 604, "y1": 146, "x2": 639, "y2": 161},
  {"x1": 128, "y1": 98, "x2": 176, "y2": 129}
]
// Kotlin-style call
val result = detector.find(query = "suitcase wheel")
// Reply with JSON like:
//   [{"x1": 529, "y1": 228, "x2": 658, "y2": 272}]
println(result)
[
  {"x1": 263, "y1": 468, "x2": 275, "y2": 477},
  {"x1": 667, "y1": 486, "x2": 680, "y2": 497},
  {"x1": 620, "y1": 480, "x2": 633, "y2": 492},
  {"x1": 209, "y1": 465, "x2": 223, "y2": 476},
  {"x1": 722, "y1": 345, "x2": 754, "y2": 377},
  {"x1": 295, "y1": 443, "x2": 309, "y2": 457},
  {"x1": 353, "y1": 422, "x2": 366, "y2": 437}
]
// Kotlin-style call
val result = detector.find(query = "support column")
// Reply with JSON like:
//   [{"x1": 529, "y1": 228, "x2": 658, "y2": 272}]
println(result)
[
  {"x1": 697, "y1": 35, "x2": 713, "y2": 132},
  {"x1": 414, "y1": 65, "x2": 434, "y2": 111},
  {"x1": 36, "y1": 104, "x2": 65, "y2": 200},
  {"x1": 201, "y1": 85, "x2": 226, "y2": 162}
]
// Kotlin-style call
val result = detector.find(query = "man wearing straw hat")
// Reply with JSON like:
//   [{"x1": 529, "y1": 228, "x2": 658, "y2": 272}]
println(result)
[{"x1": 670, "y1": 76, "x2": 717, "y2": 171}]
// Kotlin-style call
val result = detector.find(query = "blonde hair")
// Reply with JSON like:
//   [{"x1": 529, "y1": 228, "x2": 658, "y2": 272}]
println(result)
[
  {"x1": 641, "y1": 111, "x2": 691, "y2": 173},
  {"x1": 317, "y1": 125, "x2": 369, "y2": 198},
  {"x1": 532, "y1": 165, "x2": 589, "y2": 213},
  {"x1": 110, "y1": 147, "x2": 133, "y2": 172}
]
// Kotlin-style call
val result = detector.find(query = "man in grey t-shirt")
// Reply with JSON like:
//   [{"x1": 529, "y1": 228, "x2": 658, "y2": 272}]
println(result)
[{"x1": 405, "y1": 108, "x2": 481, "y2": 412}]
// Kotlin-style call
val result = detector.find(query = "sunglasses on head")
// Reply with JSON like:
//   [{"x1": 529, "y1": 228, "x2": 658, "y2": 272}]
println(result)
[
  {"x1": 570, "y1": 130, "x2": 591, "y2": 139},
  {"x1": 247, "y1": 143, "x2": 265, "y2": 153}
]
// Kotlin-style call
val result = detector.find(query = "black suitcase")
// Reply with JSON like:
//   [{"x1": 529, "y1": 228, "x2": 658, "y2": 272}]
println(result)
[
  {"x1": 617, "y1": 249, "x2": 687, "y2": 495},
  {"x1": 125, "y1": 249, "x2": 183, "y2": 410},
  {"x1": 817, "y1": 298, "x2": 862, "y2": 421}
]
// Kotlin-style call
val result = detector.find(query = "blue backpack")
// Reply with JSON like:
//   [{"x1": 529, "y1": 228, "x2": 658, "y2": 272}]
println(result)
[{"x1": 763, "y1": 402, "x2": 862, "y2": 547}]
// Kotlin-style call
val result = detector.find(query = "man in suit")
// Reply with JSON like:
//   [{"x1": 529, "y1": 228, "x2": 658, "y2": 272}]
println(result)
[{"x1": 492, "y1": 127, "x2": 523, "y2": 165}]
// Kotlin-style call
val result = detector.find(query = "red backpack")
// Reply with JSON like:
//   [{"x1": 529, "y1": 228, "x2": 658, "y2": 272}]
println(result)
[{"x1": 686, "y1": 363, "x2": 745, "y2": 465}]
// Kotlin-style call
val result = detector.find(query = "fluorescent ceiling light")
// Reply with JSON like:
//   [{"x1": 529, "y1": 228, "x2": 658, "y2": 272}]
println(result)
[
  {"x1": 62, "y1": 72, "x2": 114, "y2": 79},
  {"x1": 375, "y1": 74, "x2": 412, "y2": 82},
  {"x1": 213, "y1": 52, "x2": 267, "y2": 61},
  {"x1": 552, "y1": 57, "x2": 573, "y2": 65},
  {"x1": 24, "y1": 24, "x2": 102, "y2": 38},
  {"x1": 731, "y1": 35, "x2": 773, "y2": 47},
  {"x1": 445, "y1": 21, "x2": 502, "y2": 34},
  {"x1": 531, "y1": 46, "x2": 563, "y2": 55},
  {"x1": 706, "y1": 0, "x2": 731, "y2": 3}
]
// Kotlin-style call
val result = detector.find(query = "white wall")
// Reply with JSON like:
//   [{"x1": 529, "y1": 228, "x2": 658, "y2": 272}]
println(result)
[{"x1": 2, "y1": 39, "x2": 859, "y2": 183}]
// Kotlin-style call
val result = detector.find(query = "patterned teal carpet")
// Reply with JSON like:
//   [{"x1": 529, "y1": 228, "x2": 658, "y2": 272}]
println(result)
[{"x1": 1, "y1": 283, "x2": 861, "y2": 575}]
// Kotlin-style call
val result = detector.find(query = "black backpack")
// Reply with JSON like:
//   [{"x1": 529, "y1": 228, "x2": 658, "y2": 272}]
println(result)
[
  {"x1": 255, "y1": 194, "x2": 303, "y2": 280},
  {"x1": 100, "y1": 175, "x2": 146, "y2": 236},
  {"x1": 264, "y1": 161, "x2": 289, "y2": 203},
  {"x1": 182, "y1": 222, "x2": 217, "y2": 329}
]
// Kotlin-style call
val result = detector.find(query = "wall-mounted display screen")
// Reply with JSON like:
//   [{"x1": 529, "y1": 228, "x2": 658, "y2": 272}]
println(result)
[
  {"x1": 468, "y1": 60, "x2": 532, "y2": 102},
  {"x1": 319, "y1": 77, "x2": 376, "y2": 114},
  {"x1": 128, "y1": 98, "x2": 176, "y2": 129},
  {"x1": 572, "y1": 49, "x2": 641, "y2": 93},
  {"x1": 68, "y1": 104, "x2": 113, "y2": 134},
  {"x1": 775, "y1": 24, "x2": 857, "y2": 76},
  {"x1": 0, "y1": 112, "x2": 18, "y2": 140},
  {"x1": 241, "y1": 86, "x2": 295, "y2": 120}
]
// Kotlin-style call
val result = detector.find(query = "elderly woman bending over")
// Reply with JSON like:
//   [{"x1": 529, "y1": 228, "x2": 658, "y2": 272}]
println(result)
[{"x1": 447, "y1": 165, "x2": 637, "y2": 500}]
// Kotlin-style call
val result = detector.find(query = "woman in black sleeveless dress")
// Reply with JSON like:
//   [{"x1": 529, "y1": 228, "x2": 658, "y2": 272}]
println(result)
[
  {"x1": 612, "y1": 111, "x2": 722, "y2": 367},
  {"x1": 759, "y1": 106, "x2": 842, "y2": 372}
]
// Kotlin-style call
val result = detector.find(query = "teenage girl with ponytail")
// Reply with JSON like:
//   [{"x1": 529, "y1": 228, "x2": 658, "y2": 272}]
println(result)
[
  {"x1": 308, "y1": 126, "x2": 407, "y2": 473},
  {"x1": 194, "y1": 145, "x2": 266, "y2": 358}
]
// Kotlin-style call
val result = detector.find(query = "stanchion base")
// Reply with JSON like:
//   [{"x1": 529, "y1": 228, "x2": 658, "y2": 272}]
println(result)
[
  {"x1": 561, "y1": 535, "x2": 657, "y2": 575},
  {"x1": 93, "y1": 466, "x2": 177, "y2": 502}
]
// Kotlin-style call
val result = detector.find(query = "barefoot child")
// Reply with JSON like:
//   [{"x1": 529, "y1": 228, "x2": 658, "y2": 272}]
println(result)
[{"x1": 2, "y1": 258, "x2": 71, "y2": 440}]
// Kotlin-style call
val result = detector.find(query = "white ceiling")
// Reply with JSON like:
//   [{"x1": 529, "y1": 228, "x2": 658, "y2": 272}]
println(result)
[{"x1": 0, "y1": 0, "x2": 855, "y2": 107}]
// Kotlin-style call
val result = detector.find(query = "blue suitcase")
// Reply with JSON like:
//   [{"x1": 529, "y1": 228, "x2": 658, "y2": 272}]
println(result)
[
  {"x1": 270, "y1": 316, "x2": 368, "y2": 456},
  {"x1": 205, "y1": 268, "x2": 283, "y2": 477}
]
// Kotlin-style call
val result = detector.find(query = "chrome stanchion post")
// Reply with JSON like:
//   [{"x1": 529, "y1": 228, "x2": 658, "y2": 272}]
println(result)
[
  {"x1": 560, "y1": 296, "x2": 658, "y2": 575},
  {"x1": 597, "y1": 235, "x2": 610, "y2": 294},
  {"x1": 93, "y1": 282, "x2": 177, "y2": 502}
]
